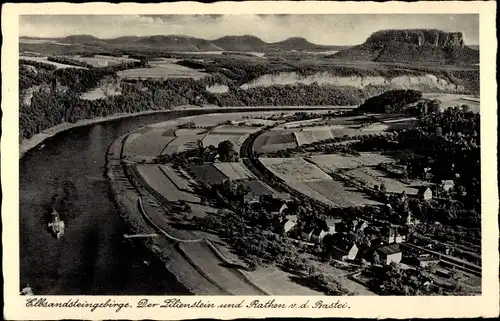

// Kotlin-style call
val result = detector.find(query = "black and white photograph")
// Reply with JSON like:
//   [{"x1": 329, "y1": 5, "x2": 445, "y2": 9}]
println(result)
[{"x1": 2, "y1": 1, "x2": 498, "y2": 320}]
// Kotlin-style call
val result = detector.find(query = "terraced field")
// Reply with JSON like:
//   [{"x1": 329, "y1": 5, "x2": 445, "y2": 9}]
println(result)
[
  {"x1": 123, "y1": 129, "x2": 176, "y2": 157},
  {"x1": 260, "y1": 157, "x2": 332, "y2": 182},
  {"x1": 213, "y1": 162, "x2": 256, "y2": 180},
  {"x1": 135, "y1": 164, "x2": 201, "y2": 203}
]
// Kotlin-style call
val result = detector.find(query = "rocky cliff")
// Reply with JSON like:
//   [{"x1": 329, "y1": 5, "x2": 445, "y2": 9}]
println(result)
[
  {"x1": 366, "y1": 29, "x2": 465, "y2": 49},
  {"x1": 332, "y1": 29, "x2": 478, "y2": 65}
]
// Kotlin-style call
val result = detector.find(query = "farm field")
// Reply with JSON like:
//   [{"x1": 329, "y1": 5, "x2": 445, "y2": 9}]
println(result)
[
  {"x1": 159, "y1": 164, "x2": 195, "y2": 193},
  {"x1": 213, "y1": 162, "x2": 256, "y2": 180},
  {"x1": 162, "y1": 135, "x2": 204, "y2": 155},
  {"x1": 123, "y1": 129, "x2": 176, "y2": 157},
  {"x1": 285, "y1": 180, "x2": 337, "y2": 206},
  {"x1": 241, "y1": 179, "x2": 276, "y2": 198},
  {"x1": 305, "y1": 179, "x2": 380, "y2": 207},
  {"x1": 279, "y1": 118, "x2": 326, "y2": 129},
  {"x1": 308, "y1": 152, "x2": 394, "y2": 173},
  {"x1": 135, "y1": 164, "x2": 201, "y2": 203},
  {"x1": 190, "y1": 164, "x2": 227, "y2": 185},
  {"x1": 68, "y1": 55, "x2": 139, "y2": 67},
  {"x1": 343, "y1": 167, "x2": 419, "y2": 195},
  {"x1": 20, "y1": 56, "x2": 85, "y2": 69},
  {"x1": 259, "y1": 157, "x2": 332, "y2": 182},
  {"x1": 253, "y1": 131, "x2": 298, "y2": 153}
]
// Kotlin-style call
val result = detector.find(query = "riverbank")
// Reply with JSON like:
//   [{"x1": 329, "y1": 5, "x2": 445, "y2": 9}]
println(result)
[{"x1": 19, "y1": 105, "x2": 354, "y2": 159}]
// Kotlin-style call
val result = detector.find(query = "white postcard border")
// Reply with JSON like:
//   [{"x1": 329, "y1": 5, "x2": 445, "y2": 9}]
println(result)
[{"x1": 2, "y1": 1, "x2": 498, "y2": 320}]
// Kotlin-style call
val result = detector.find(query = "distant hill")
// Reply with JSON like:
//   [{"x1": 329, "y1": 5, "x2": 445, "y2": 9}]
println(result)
[
  {"x1": 20, "y1": 34, "x2": 345, "y2": 53},
  {"x1": 62, "y1": 35, "x2": 109, "y2": 46},
  {"x1": 331, "y1": 29, "x2": 479, "y2": 65},
  {"x1": 212, "y1": 35, "x2": 268, "y2": 52},
  {"x1": 266, "y1": 37, "x2": 346, "y2": 51}
]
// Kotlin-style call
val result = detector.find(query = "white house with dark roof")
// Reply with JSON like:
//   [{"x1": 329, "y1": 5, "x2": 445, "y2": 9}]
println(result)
[
  {"x1": 418, "y1": 186, "x2": 433, "y2": 201},
  {"x1": 441, "y1": 180, "x2": 455, "y2": 192},
  {"x1": 374, "y1": 244, "x2": 402, "y2": 265},
  {"x1": 283, "y1": 214, "x2": 298, "y2": 234}
]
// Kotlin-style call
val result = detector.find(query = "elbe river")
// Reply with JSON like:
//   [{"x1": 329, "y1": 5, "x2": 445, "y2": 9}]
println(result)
[{"x1": 20, "y1": 110, "x2": 240, "y2": 295}]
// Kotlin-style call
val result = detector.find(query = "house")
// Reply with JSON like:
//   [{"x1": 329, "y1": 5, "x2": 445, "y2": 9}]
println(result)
[
  {"x1": 417, "y1": 187, "x2": 433, "y2": 201},
  {"x1": 283, "y1": 215, "x2": 298, "y2": 234},
  {"x1": 416, "y1": 254, "x2": 440, "y2": 268},
  {"x1": 301, "y1": 226, "x2": 315, "y2": 241},
  {"x1": 244, "y1": 192, "x2": 261, "y2": 204},
  {"x1": 355, "y1": 220, "x2": 369, "y2": 232},
  {"x1": 441, "y1": 180, "x2": 455, "y2": 192},
  {"x1": 331, "y1": 240, "x2": 359, "y2": 261},
  {"x1": 406, "y1": 211, "x2": 420, "y2": 226},
  {"x1": 381, "y1": 226, "x2": 406, "y2": 244},
  {"x1": 374, "y1": 244, "x2": 402, "y2": 265},
  {"x1": 325, "y1": 217, "x2": 343, "y2": 234},
  {"x1": 311, "y1": 228, "x2": 327, "y2": 243}
]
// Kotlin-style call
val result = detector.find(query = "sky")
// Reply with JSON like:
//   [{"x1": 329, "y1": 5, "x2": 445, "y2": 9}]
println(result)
[{"x1": 19, "y1": 14, "x2": 479, "y2": 46}]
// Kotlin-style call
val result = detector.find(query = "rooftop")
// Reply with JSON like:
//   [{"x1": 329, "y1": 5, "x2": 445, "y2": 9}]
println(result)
[{"x1": 376, "y1": 243, "x2": 401, "y2": 255}]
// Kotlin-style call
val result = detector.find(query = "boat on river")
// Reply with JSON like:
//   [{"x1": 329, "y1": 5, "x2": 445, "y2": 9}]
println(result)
[{"x1": 48, "y1": 209, "x2": 65, "y2": 239}]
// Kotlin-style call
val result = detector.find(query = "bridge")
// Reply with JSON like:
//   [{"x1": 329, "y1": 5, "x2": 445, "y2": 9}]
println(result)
[{"x1": 123, "y1": 233, "x2": 159, "y2": 239}]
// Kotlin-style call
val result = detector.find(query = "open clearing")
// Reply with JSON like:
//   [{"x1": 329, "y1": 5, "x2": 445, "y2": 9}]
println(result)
[
  {"x1": 213, "y1": 162, "x2": 256, "y2": 180},
  {"x1": 190, "y1": 164, "x2": 227, "y2": 185},
  {"x1": 20, "y1": 56, "x2": 85, "y2": 69},
  {"x1": 135, "y1": 164, "x2": 201, "y2": 203},
  {"x1": 123, "y1": 129, "x2": 176, "y2": 157},
  {"x1": 260, "y1": 157, "x2": 332, "y2": 182},
  {"x1": 117, "y1": 60, "x2": 208, "y2": 79},
  {"x1": 69, "y1": 55, "x2": 139, "y2": 67}
]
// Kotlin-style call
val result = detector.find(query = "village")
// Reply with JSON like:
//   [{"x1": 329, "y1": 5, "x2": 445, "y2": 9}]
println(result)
[{"x1": 111, "y1": 92, "x2": 480, "y2": 295}]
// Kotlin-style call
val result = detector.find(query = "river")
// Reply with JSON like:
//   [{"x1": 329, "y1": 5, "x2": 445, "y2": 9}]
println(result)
[{"x1": 20, "y1": 111, "x2": 209, "y2": 295}]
